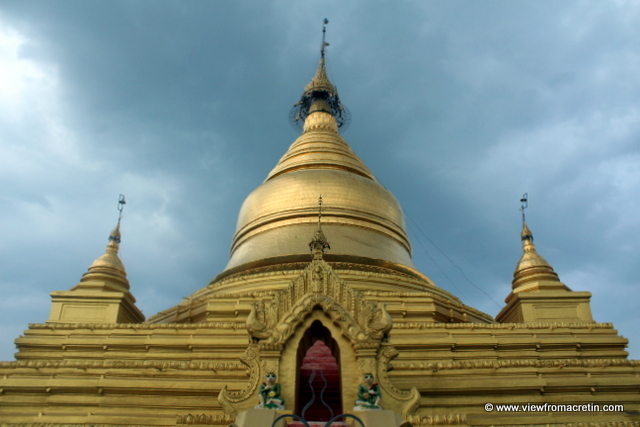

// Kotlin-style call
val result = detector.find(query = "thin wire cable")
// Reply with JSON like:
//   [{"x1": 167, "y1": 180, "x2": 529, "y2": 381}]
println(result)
[
  {"x1": 374, "y1": 177, "x2": 502, "y2": 310},
  {"x1": 405, "y1": 211, "x2": 502, "y2": 310},
  {"x1": 406, "y1": 224, "x2": 471, "y2": 303}
]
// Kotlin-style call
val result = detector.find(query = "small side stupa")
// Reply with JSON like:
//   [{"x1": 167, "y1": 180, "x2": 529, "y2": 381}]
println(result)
[
  {"x1": 48, "y1": 196, "x2": 144, "y2": 324},
  {"x1": 496, "y1": 210, "x2": 594, "y2": 323}
]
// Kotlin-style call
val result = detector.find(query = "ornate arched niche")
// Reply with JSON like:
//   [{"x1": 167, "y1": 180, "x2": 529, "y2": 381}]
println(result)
[
  {"x1": 279, "y1": 309, "x2": 358, "y2": 416},
  {"x1": 295, "y1": 319, "x2": 343, "y2": 418}
]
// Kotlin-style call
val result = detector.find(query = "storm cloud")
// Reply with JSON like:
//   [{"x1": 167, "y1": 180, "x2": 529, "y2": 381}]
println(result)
[{"x1": 1, "y1": 1, "x2": 638, "y2": 360}]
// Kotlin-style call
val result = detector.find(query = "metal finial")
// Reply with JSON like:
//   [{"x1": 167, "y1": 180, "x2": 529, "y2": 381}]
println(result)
[
  {"x1": 321, "y1": 18, "x2": 330, "y2": 58},
  {"x1": 109, "y1": 194, "x2": 126, "y2": 244},
  {"x1": 519, "y1": 193, "x2": 533, "y2": 243},
  {"x1": 288, "y1": 18, "x2": 352, "y2": 134},
  {"x1": 519, "y1": 193, "x2": 528, "y2": 224},
  {"x1": 117, "y1": 194, "x2": 126, "y2": 225},
  {"x1": 318, "y1": 194, "x2": 323, "y2": 229}
]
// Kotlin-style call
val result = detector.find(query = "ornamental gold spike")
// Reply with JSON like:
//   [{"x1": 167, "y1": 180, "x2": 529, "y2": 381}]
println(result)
[{"x1": 309, "y1": 194, "x2": 330, "y2": 258}]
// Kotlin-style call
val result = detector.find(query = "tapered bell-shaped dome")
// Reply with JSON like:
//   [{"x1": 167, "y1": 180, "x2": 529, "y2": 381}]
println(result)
[{"x1": 223, "y1": 56, "x2": 415, "y2": 274}]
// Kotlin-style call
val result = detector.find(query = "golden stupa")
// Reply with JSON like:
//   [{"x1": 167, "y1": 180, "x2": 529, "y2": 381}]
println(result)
[{"x1": 0, "y1": 28, "x2": 639, "y2": 427}]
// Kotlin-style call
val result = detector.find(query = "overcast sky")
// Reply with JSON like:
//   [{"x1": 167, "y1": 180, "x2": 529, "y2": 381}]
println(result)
[{"x1": 1, "y1": 1, "x2": 638, "y2": 361}]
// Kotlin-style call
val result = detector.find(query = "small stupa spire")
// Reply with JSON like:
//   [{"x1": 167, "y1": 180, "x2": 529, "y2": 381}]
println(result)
[
  {"x1": 519, "y1": 220, "x2": 539, "y2": 256},
  {"x1": 512, "y1": 194, "x2": 564, "y2": 291},
  {"x1": 309, "y1": 195, "x2": 330, "y2": 258},
  {"x1": 80, "y1": 194, "x2": 129, "y2": 290}
]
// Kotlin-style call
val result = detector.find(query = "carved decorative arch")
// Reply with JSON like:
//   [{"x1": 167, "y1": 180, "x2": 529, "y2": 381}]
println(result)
[
  {"x1": 246, "y1": 257, "x2": 392, "y2": 347},
  {"x1": 266, "y1": 293, "x2": 370, "y2": 346}
]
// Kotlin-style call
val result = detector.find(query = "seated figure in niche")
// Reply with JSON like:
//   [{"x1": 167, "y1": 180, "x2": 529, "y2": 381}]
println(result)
[
  {"x1": 255, "y1": 372, "x2": 285, "y2": 410},
  {"x1": 353, "y1": 373, "x2": 382, "y2": 410}
]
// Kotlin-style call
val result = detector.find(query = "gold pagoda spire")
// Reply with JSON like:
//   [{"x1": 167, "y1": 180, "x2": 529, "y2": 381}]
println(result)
[
  {"x1": 268, "y1": 21, "x2": 372, "y2": 181},
  {"x1": 512, "y1": 220, "x2": 568, "y2": 292},
  {"x1": 496, "y1": 195, "x2": 592, "y2": 323},
  {"x1": 289, "y1": 19, "x2": 351, "y2": 133},
  {"x1": 83, "y1": 222, "x2": 126, "y2": 279},
  {"x1": 303, "y1": 57, "x2": 337, "y2": 98},
  {"x1": 304, "y1": 18, "x2": 337, "y2": 98},
  {"x1": 75, "y1": 195, "x2": 129, "y2": 292},
  {"x1": 220, "y1": 23, "x2": 417, "y2": 275},
  {"x1": 309, "y1": 195, "x2": 330, "y2": 258}
]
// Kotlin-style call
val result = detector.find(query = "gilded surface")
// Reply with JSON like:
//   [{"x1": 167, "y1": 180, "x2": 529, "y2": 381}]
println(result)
[
  {"x1": 405, "y1": 413, "x2": 468, "y2": 426},
  {"x1": 175, "y1": 413, "x2": 235, "y2": 425},
  {"x1": 303, "y1": 57, "x2": 337, "y2": 96},
  {"x1": 224, "y1": 106, "x2": 417, "y2": 272},
  {"x1": 244, "y1": 256, "x2": 392, "y2": 346},
  {"x1": 47, "y1": 222, "x2": 144, "y2": 324},
  {"x1": 496, "y1": 222, "x2": 594, "y2": 323},
  {"x1": 377, "y1": 343, "x2": 421, "y2": 418},
  {"x1": 218, "y1": 345, "x2": 261, "y2": 416}
]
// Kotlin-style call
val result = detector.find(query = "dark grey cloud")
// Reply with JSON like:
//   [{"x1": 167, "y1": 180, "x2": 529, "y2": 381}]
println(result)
[{"x1": 1, "y1": 1, "x2": 638, "y2": 361}]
